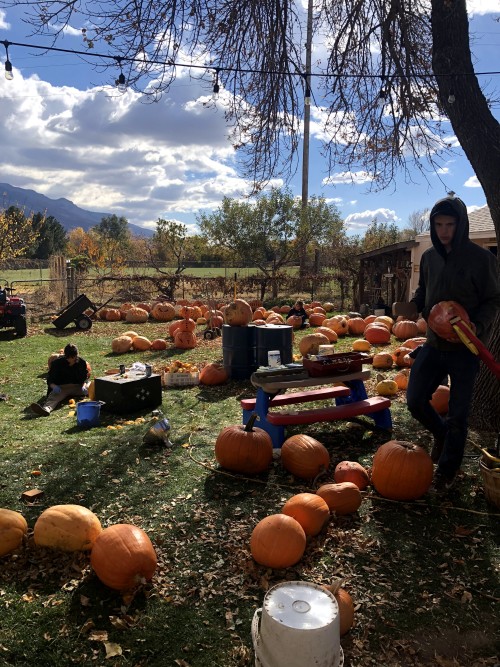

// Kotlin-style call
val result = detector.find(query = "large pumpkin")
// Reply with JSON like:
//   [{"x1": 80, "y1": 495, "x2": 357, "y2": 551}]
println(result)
[
  {"x1": 250, "y1": 514, "x2": 306, "y2": 568},
  {"x1": 372, "y1": 352, "x2": 393, "y2": 369},
  {"x1": 90, "y1": 524, "x2": 157, "y2": 591},
  {"x1": 394, "y1": 368, "x2": 410, "y2": 391},
  {"x1": 215, "y1": 414, "x2": 273, "y2": 474},
  {"x1": 352, "y1": 339, "x2": 371, "y2": 352},
  {"x1": 347, "y1": 317, "x2": 366, "y2": 336},
  {"x1": 105, "y1": 308, "x2": 122, "y2": 321},
  {"x1": 224, "y1": 299, "x2": 253, "y2": 326},
  {"x1": 428, "y1": 300, "x2": 470, "y2": 341},
  {"x1": 151, "y1": 338, "x2": 168, "y2": 351},
  {"x1": 316, "y1": 482, "x2": 362, "y2": 515},
  {"x1": 371, "y1": 440, "x2": 434, "y2": 500},
  {"x1": 309, "y1": 312, "x2": 326, "y2": 326},
  {"x1": 298, "y1": 332, "x2": 330, "y2": 357},
  {"x1": 392, "y1": 319, "x2": 419, "y2": 340},
  {"x1": 364, "y1": 323, "x2": 391, "y2": 345},
  {"x1": 324, "y1": 315, "x2": 348, "y2": 336},
  {"x1": 334, "y1": 461, "x2": 370, "y2": 490},
  {"x1": 151, "y1": 302, "x2": 175, "y2": 322},
  {"x1": 375, "y1": 379, "x2": 399, "y2": 396},
  {"x1": 131, "y1": 336, "x2": 152, "y2": 351},
  {"x1": 282, "y1": 493, "x2": 330, "y2": 536},
  {"x1": 199, "y1": 363, "x2": 228, "y2": 386},
  {"x1": 323, "y1": 582, "x2": 355, "y2": 636},
  {"x1": 34, "y1": 504, "x2": 102, "y2": 552},
  {"x1": 174, "y1": 330, "x2": 197, "y2": 349},
  {"x1": 281, "y1": 434, "x2": 330, "y2": 479},
  {"x1": 111, "y1": 335, "x2": 133, "y2": 354},
  {"x1": 125, "y1": 307, "x2": 149, "y2": 324},
  {"x1": 176, "y1": 318, "x2": 196, "y2": 333},
  {"x1": 287, "y1": 314, "x2": 304, "y2": 329},
  {"x1": 315, "y1": 326, "x2": 338, "y2": 343},
  {"x1": 0, "y1": 509, "x2": 28, "y2": 557}
]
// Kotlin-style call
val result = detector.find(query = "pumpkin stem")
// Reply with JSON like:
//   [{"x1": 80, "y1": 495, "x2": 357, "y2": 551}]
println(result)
[{"x1": 245, "y1": 413, "x2": 258, "y2": 431}]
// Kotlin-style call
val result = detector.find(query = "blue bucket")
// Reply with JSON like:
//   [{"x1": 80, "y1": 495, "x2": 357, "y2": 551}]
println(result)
[{"x1": 76, "y1": 401, "x2": 104, "y2": 428}]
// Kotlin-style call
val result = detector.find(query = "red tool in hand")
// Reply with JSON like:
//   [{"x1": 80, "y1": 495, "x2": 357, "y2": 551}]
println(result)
[{"x1": 449, "y1": 316, "x2": 500, "y2": 380}]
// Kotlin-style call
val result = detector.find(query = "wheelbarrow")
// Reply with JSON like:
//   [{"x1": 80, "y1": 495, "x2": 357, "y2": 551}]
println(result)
[{"x1": 52, "y1": 294, "x2": 114, "y2": 331}]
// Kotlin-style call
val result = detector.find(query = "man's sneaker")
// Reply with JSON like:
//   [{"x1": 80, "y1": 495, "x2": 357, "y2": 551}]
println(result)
[
  {"x1": 429, "y1": 471, "x2": 456, "y2": 494},
  {"x1": 30, "y1": 403, "x2": 50, "y2": 416},
  {"x1": 430, "y1": 437, "x2": 444, "y2": 464}
]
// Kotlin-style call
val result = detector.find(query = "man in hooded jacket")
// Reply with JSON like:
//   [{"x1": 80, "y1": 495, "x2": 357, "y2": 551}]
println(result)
[{"x1": 406, "y1": 195, "x2": 500, "y2": 493}]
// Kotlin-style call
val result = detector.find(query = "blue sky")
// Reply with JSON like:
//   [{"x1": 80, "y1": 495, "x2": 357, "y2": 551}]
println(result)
[{"x1": 0, "y1": 1, "x2": 499, "y2": 235}]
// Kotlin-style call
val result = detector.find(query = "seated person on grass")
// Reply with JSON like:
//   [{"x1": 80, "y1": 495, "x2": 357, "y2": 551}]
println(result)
[
  {"x1": 30, "y1": 343, "x2": 90, "y2": 416},
  {"x1": 287, "y1": 300, "x2": 308, "y2": 328}
]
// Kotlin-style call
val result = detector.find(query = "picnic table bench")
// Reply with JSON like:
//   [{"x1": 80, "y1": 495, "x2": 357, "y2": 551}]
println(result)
[{"x1": 246, "y1": 368, "x2": 392, "y2": 448}]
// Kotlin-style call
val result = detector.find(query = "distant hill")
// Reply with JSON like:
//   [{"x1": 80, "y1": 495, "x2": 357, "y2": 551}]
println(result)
[{"x1": 0, "y1": 182, "x2": 153, "y2": 237}]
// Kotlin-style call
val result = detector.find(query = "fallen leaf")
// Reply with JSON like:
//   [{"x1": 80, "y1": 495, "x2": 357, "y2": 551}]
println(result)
[{"x1": 104, "y1": 642, "x2": 123, "y2": 658}]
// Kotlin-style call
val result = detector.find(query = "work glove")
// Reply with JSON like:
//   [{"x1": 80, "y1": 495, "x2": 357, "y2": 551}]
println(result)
[{"x1": 52, "y1": 385, "x2": 62, "y2": 394}]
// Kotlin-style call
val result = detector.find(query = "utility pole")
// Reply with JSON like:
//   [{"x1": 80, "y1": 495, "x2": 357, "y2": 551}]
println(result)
[{"x1": 300, "y1": 0, "x2": 313, "y2": 278}]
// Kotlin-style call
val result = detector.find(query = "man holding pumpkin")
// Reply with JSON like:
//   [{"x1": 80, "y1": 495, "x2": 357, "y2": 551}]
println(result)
[
  {"x1": 287, "y1": 300, "x2": 308, "y2": 328},
  {"x1": 30, "y1": 343, "x2": 90, "y2": 416},
  {"x1": 405, "y1": 195, "x2": 500, "y2": 493}
]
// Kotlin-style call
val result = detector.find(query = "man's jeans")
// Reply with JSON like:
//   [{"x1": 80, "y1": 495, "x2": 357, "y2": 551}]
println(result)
[
  {"x1": 406, "y1": 344, "x2": 479, "y2": 477},
  {"x1": 45, "y1": 384, "x2": 88, "y2": 412}
]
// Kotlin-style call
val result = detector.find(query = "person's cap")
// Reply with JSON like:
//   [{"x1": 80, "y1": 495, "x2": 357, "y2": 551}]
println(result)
[{"x1": 430, "y1": 200, "x2": 459, "y2": 220}]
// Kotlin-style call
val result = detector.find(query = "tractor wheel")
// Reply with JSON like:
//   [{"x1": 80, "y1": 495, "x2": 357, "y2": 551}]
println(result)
[
  {"x1": 75, "y1": 314, "x2": 92, "y2": 330},
  {"x1": 203, "y1": 330, "x2": 215, "y2": 340},
  {"x1": 15, "y1": 315, "x2": 27, "y2": 337}
]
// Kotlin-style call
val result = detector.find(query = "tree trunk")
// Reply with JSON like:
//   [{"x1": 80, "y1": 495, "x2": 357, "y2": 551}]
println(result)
[{"x1": 432, "y1": 0, "x2": 500, "y2": 431}]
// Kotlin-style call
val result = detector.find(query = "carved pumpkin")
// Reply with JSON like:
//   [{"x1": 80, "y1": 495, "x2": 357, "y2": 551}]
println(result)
[
  {"x1": 316, "y1": 482, "x2": 362, "y2": 515},
  {"x1": 250, "y1": 514, "x2": 306, "y2": 568},
  {"x1": 0, "y1": 509, "x2": 28, "y2": 557},
  {"x1": 174, "y1": 330, "x2": 197, "y2": 349},
  {"x1": 215, "y1": 414, "x2": 273, "y2": 474},
  {"x1": 392, "y1": 319, "x2": 419, "y2": 340},
  {"x1": 151, "y1": 302, "x2": 175, "y2": 322},
  {"x1": 298, "y1": 332, "x2": 330, "y2": 357},
  {"x1": 48, "y1": 350, "x2": 64, "y2": 369},
  {"x1": 371, "y1": 440, "x2": 434, "y2": 500},
  {"x1": 281, "y1": 434, "x2": 330, "y2": 479},
  {"x1": 111, "y1": 335, "x2": 134, "y2": 354},
  {"x1": 90, "y1": 523, "x2": 157, "y2": 591},
  {"x1": 168, "y1": 320, "x2": 183, "y2": 338},
  {"x1": 401, "y1": 337, "x2": 426, "y2": 350},
  {"x1": 34, "y1": 504, "x2": 102, "y2": 552},
  {"x1": 132, "y1": 336, "x2": 152, "y2": 351},
  {"x1": 428, "y1": 300, "x2": 470, "y2": 341},
  {"x1": 372, "y1": 352, "x2": 393, "y2": 369},
  {"x1": 282, "y1": 493, "x2": 330, "y2": 536},
  {"x1": 224, "y1": 299, "x2": 253, "y2": 326},
  {"x1": 324, "y1": 315, "x2": 348, "y2": 335},
  {"x1": 364, "y1": 324, "x2": 391, "y2": 345},
  {"x1": 392, "y1": 346, "x2": 413, "y2": 367},
  {"x1": 334, "y1": 461, "x2": 370, "y2": 490},
  {"x1": 287, "y1": 314, "x2": 304, "y2": 329},
  {"x1": 125, "y1": 307, "x2": 149, "y2": 323},
  {"x1": 430, "y1": 384, "x2": 450, "y2": 414},
  {"x1": 199, "y1": 363, "x2": 228, "y2": 386},
  {"x1": 176, "y1": 318, "x2": 196, "y2": 333}
]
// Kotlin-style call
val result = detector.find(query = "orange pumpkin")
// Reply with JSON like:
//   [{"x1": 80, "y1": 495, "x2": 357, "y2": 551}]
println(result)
[
  {"x1": 324, "y1": 315, "x2": 348, "y2": 336},
  {"x1": 333, "y1": 461, "x2": 370, "y2": 490},
  {"x1": 372, "y1": 352, "x2": 393, "y2": 369},
  {"x1": 0, "y1": 509, "x2": 28, "y2": 557},
  {"x1": 282, "y1": 493, "x2": 330, "y2": 536},
  {"x1": 125, "y1": 307, "x2": 149, "y2": 323},
  {"x1": 34, "y1": 504, "x2": 102, "y2": 552},
  {"x1": 199, "y1": 363, "x2": 228, "y2": 386},
  {"x1": 394, "y1": 368, "x2": 410, "y2": 390},
  {"x1": 176, "y1": 318, "x2": 196, "y2": 333},
  {"x1": 224, "y1": 299, "x2": 253, "y2": 326},
  {"x1": 322, "y1": 582, "x2": 355, "y2": 636},
  {"x1": 298, "y1": 332, "x2": 330, "y2": 357},
  {"x1": 281, "y1": 434, "x2": 330, "y2": 479},
  {"x1": 151, "y1": 302, "x2": 175, "y2": 321},
  {"x1": 287, "y1": 314, "x2": 304, "y2": 329},
  {"x1": 215, "y1": 414, "x2": 273, "y2": 474},
  {"x1": 402, "y1": 337, "x2": 426, "y2": 350},
  {"x1": 174, "y1": 330, "x2": 197, "y2": 349},
  {"x1": 416, "y1": 317, "x2": 427, "y2": 334},
  {"x1": 151, "y1": 338, "x2": 168, "y2": 351},
  {"x1": 428, "y1": 300, "x2": 470, "y2": 340},
  {"x1": 309, "y1": 312, "x2": 326, "y2": 326},
  {"x1": 347, "y1": 317, "x2": 366, "y2": 336},
  {"x1": 132, "y1": 336, "x2": 152, "y2": 351},
  {"x1": 392, "y1": 346, "x2": 412, "y2": 367},
  {"x1": 106, "y1": 308, "x2": 122, "y2": 321},
  {"x1": 392, "y1": 319, "x2": 419, "y2": 340},
  {"x1": 364, "y1": 323, "x2": 391, "y2": 345},
  {"x1": 316, "y1": 482, "x2": 362, "y2": 515},
  {"x1": 90, "y1": 524, "x2": 157, "y2": 591},
  {"x1": 315, "y1": 326, "x2": 338, "y2": 343},
  {"x1": 430, "y1": 384, "x2": 450, "y2": 414},
  {"x1": 250, "y1": 514, "x2": 306, "y2": 568},
  {"x1": 168, "y1": 320, "x2": 183, "y2": 338},
  {"x1": 371, "y1": 440, "x2": 434, "y2": 501},
  {"x1": 111, "y1": 335, "x2": 133, "y2": 354}
]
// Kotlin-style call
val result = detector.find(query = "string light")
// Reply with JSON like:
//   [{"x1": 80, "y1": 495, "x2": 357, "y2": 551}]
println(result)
[
  {"x1": 114, "y1": 57, "x2": 127, "y2": 91},
  {"x1": 3, "y1": 40, "x2": 13, "y2": 80},
  {"x1": 212, "y1": 68, "x2": 220, "y2": 97},
  {"x1": 447, "y1": 91, "x2": 456, "y2": 104}
]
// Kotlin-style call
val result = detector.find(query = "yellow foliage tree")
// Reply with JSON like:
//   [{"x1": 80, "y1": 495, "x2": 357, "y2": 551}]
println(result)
[{"x1": 0, "y1": 207, "x2": 41, "y2": 261}]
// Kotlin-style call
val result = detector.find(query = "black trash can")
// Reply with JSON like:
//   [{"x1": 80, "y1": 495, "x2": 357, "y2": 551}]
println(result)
[
  {"x1": 222, "y1": 324, "x2": 257, "y2": 380},
  {"x1": 255, "y1": 324, "x2": 293, "y2": 367}
]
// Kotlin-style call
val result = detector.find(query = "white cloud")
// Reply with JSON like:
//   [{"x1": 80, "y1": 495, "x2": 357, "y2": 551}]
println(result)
[
  {"x1": 467, "y1": 0, "x2": 500, "y2": 15},
  {"x1": 322, "y1": 171, "x2": 375, "y2": 186},
  {"x1": 324, "y1": 197, "x2": 343, "y2": 205},
  {"x1": 344, "y1": 208, "x2": 400, "y2": 232},
  {"x1": 436, "y1": 167, "x2": 450, "y2": 175},
  {"x1": 0, "y1": 9, "x2": 10, "y2": 29},
  {"x1": 0, "y1": 69, "x2": 260, "y2": 229},
  {"x1": 464, "y1": 175, "x2": 481, "y2": 188}
]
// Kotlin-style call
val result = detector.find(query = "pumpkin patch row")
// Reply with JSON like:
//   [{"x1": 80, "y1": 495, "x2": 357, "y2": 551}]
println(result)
[{"x1": 0, "y1": 504, "x2": 157, "y2": 593}]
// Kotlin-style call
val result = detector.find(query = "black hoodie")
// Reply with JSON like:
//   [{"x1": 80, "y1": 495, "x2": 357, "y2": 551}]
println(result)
[{"x1": 411, "y1": 196, "x2": 500, "y2": 350}]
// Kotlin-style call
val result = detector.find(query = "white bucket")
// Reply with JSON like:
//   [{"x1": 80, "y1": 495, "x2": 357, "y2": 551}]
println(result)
[
  {"x1": 374, "y1": 308, "x2": 386, "y2": 316},
  {"x1": 252, "y1": 581, "x2": 343, "y2": 667}
]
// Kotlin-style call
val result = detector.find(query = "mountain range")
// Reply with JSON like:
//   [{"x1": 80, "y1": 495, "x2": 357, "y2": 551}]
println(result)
[{"x1": 1, "y1": 182, "x2": 153, "y2": 237}]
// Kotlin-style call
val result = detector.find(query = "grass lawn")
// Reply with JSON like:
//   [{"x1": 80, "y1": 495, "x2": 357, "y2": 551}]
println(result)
[{"x1": 0, "y1": 318, "x2": 499, "y2": 666}]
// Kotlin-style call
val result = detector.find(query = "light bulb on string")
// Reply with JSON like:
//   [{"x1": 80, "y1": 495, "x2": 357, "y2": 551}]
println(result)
[
  {"x1": 3, "y1": 41, "x2": 13, "y2": 80},
  {"x1": 114, "y1": 57, "x2": 127, "y2": 92},
  {"x1": 447, "y1": 91, "x2": 455, "y2": 104},
  {"x1": 377, "y1": 89, "x2": 387, "y2": 108},
  {"x1": 212, "y1": 68, "x2": 220, "y2": 98},
  {"x1": 305, "y1": 86, "x2": 311, "y2": 106}
]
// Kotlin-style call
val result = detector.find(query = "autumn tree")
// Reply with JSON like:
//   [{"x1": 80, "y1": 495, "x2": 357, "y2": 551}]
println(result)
[
  {"x1": 0, "y1": 206, "x2": 40, "y2": 262},
  {"x1": 362, "y1": 219, "x2": 402, "y2": 252}
]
